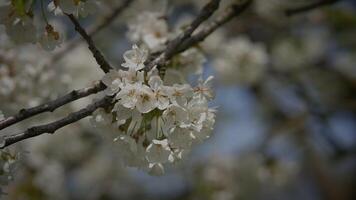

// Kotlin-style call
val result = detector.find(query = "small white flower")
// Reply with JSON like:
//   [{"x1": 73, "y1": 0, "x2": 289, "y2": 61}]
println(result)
[
  {"x1": 120, "y1": 68, "x2": 144, "y2": 85},
  {"x1": 135, "y1": 85, "x2": 156, "y2": 113},
  {"x1": 112, "y1": 103, "x2": 141, "y2": 127},
  {"x1": 214, "y1": 36, "x2": 268, "y2": 85},
  {"x1": 149, "y1": 76, "x2": 170, "y2": 110},
  {"x1": 121, "y1": 45, "x2": 148, "y2": 71},
  {"x1": 162, "y1": 104, "x2": 189, "y2": 134},
  {"x1": 166, "y1": 84, "x2": 193, "y2": 106},
  {"x1": 102, "y1": 70, "x2": 122, "y2": 96},
  {"x1": 194, "y1": 76, "x2": 214, "y2": 100},
  {"x1": 115, "y1": 83, "x2": 140, "y2": 109},
  {"x1": 127, "y1": 12, "x2": 168, "y2": 51}
]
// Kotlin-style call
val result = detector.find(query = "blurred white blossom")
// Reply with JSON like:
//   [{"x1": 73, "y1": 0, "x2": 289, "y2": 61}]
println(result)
[{"x1": 213, "y1": 36, "x2": 269, "y2": 85}]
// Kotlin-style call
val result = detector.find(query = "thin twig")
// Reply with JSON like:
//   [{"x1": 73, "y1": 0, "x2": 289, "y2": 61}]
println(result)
[
  {"x1": 0, "y1": 97, "x2": 112, "y2": 149},
  {"x1": 285, "y1": 0, "x2": 341, "y2": 16},
  {"x1": 50, "y1": 0, "x2": 134, "y2": 64},
  {"x1": 0, "y1": 82, "x2": 106, "y2": 131},
  {"x1": 66, "y1": 14, "x2": 113, "y2": 73}
]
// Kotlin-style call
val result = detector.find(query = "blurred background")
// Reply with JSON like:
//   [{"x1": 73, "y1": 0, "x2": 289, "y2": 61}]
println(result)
[{"x1": 0, "y1": 0, "x2": 355, "y2": 199}]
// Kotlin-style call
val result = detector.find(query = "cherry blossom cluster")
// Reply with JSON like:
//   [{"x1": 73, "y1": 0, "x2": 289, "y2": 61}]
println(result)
[
  {"x1": 0, "y1": 0, "x2": 98, "y2": 50},
  {"x1": 91, "y1": 45, "x2": 216, "y2": 175}
]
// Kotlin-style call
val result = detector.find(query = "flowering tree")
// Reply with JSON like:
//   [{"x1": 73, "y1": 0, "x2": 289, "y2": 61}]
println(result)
[{"x1": 1, "y1": 0, "x2": 355, "y2": 199}]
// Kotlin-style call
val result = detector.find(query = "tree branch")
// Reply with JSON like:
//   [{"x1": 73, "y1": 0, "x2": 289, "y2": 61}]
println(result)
[
  {"x1": 285, "y1": 0, "x2": 341, "y2": 16},
  {"x1": 147, "y1": 0, "x2": 252, "y2": 69},
  {"x1": 50, "y1": 0, "x2": 134, "y2": 64},
  {"x1": 165, "y1": 0, "x2": 221, "y2": 59},
  {"x1": 177, "y1": 0, "x2": 252, "y2": 53},
  {"x1": 0, "y1": 82, "x2": 106, "y2": 131},
  {"x1": 0, "y1": 97, "x2": 112, "y2": 149},
  {"x1": 66, "y1": 14, "x2": 113, "y2": 73}
]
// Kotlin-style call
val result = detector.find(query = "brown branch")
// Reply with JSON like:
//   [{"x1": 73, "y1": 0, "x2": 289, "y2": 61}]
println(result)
[
  {"x1": 50, "y1": 0, "x2": 134, "y2": 64},
  {"x1": 165, "y1": 0, "x2": 221, "y2": 59},
  {"x1": 147, "y1": 0, "x2": 252, "y2": 69},
  {"x1": 0, "y1": 97, "x2": 112, "y2": 149},
  {"x1": 0, "y1": 82, "x2": 106, "y2": 131},
  {"x1": 66, "y1": 14, "x2": 113, "y2": 73},
  {"x1": 177, "y1": 0, "x2": 252, "y2": 54},
  {"x1": 285, "y1": 0, "x2": 341, "y2": 16}
]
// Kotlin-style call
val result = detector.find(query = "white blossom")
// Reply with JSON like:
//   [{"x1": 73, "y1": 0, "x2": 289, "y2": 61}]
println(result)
[
  {"x1": 121, "y1": 45, "x2": 148, "y2": 71},
  {"x1": 116, "y1": 83, "x2": 140, "y2": 109},
  {"x1": 166, "y1": 84, "x2": 193, "y2": 106},
  {"x1": 213, "y1": 36, "x2": 269, "y2": 85},
  {"x1": 127, "y1": 12, "x2": 169, "y2": 51},
  {"x1": 102, "y1": 70, "x2": 123, "y2": 96},
  {"x1": 162, "y1": 104, "x2": 189, "y2": 134},
  {"x1": 194, "y1": 76, "x2": 214, "y2": 100},
  {"x1": 149, "y1": 76, "x2": 170, "y2": 110},
  {"x1": 135, "y1": 85, "x2": 156, "y2": 113}
]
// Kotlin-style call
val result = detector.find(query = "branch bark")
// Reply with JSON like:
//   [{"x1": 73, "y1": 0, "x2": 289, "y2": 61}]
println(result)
[
  {"x1": 66, "y1": 14, "x2": 113, "y2": 73},
  {"x1": 0, "y1": 82, "x2": 106, "y2": 131},
  {"x1": 165, "y1": 0, "x2": 221, "y2": 59},
  {"x1": 0, "y1": 97, "x2": 112, "y2": 149}
]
